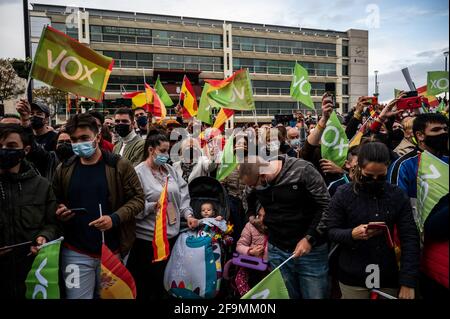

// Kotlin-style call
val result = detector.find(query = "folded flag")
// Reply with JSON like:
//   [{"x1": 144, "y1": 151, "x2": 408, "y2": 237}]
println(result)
[
  {"x1": 100, "y1": 243, "x2": 137, "y2": 299},
  {"x1": 155, "y1": 75, "x2": 174, "y2": 107},
  {"x1": 153, "y1": 177, "x2": 170, "y2": 262},
  {"x1": 321, "y1": 111, "x2": 349, "y2": 167}
]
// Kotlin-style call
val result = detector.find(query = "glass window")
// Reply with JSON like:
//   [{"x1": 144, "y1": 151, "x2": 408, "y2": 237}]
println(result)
[
  {"x1": 342, "y1": 65, "x2": 349, "y2": 76},
  {"x1": 342, "y1": 46, "x2": 349, "y2": 57},
  {"x1": 103, "y1": 34, "x2": 119, "y2": 42},
  {"x1": 31, "y1": 17, "x2": 51, "y2": 37}
]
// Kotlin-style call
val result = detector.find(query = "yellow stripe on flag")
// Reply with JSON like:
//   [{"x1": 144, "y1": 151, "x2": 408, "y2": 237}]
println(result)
[{"x1": 153, "y1": 177, "x2": 170, "y2": 262}]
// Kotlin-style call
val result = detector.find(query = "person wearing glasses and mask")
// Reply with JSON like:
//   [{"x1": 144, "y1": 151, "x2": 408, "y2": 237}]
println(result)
[
  {"x1": 127, "y1": 129, "x2": 195, "y2": 300},
  {"x1": 327, "y1": 142, "x2": 420, "y2": 299},
  {"x1": 113, "y1": 108, "x2": 145, "y2": 167},
  {"x1": 53, "y1": 113, "x2": 144, "y2": 299}
]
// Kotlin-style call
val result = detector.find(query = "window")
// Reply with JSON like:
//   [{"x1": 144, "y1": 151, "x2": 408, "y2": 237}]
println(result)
[
  {"x1": 343, "y1": 84, "x2": 349, "y2": 95},
  {"x1": 342, "y1": 46, "x2": 349, "y2": 57},
  {"x1": 31, "y1": 17, "x2": 51, "y2": 37},
  {"x1": 342, "y1": 65, "x2": 349, "y2": 76},
  {"x1": 343, "y1": 103, "x2": 349, "y2": 113}
]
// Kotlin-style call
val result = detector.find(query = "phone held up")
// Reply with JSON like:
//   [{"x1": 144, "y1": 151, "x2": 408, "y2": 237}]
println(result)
[{"x1": 325, "y1": 83, "x2": 337, "y2": 108}]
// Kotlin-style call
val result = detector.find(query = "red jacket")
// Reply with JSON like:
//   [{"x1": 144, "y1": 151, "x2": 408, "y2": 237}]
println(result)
[
  {"x1": 421, "y1": 240, "x2": 449, "y2": 288},
  {"x1": 100, "y1": 138, "x2": 114, "y2": 153}
]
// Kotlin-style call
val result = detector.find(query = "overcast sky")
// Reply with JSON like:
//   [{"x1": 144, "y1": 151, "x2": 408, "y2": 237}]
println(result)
[{"x1": 0, "y1": 0, "x2": 448, "y2": 102}]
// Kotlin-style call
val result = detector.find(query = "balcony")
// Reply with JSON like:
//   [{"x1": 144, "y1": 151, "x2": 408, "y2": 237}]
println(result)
[
  {"x1": 113, "y1": 60, "x2": 224, "y2": 72},
  {"x1": 252, "y1": 87, "x2": 325, "y2": 96},
  {"x1": 233, "y1": 43, "x2": 337, "y2": 57},
  {"x1": 91, "y1": 33, "x2": 223, "y2": 49},
  {"x1": 236, "y1": 65, "x2": 337, "y2": 77}
]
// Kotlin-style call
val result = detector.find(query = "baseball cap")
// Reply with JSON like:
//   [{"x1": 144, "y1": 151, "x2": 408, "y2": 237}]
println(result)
[{"x1": 31, "y1": 101, "x2": 50, "y2": 116}]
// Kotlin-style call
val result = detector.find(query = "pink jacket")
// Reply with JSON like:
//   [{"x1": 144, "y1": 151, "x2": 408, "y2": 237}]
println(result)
[{"x1": 236, "y1": 222, "x2": 268, "y2": 260}]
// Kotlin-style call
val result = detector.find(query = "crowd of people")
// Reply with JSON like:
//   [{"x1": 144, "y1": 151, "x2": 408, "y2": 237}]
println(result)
[{"x1": 0, "y1": 91, "x2": 448, "y2": 300}]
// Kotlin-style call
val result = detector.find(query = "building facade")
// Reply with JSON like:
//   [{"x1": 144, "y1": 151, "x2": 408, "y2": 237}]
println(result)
[{"x1": 29, "y1": 4, "x2": 368, "y2": 122}]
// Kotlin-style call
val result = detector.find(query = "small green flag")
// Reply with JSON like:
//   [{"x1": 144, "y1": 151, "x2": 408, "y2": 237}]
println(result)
[
  {"x1": 207, "y1": 69, "x2": 255, "y2": 111},
  {"x1": 321, "y1": 111, "x2": 349, "y2": 167},
  {"x1": 197, "y1": 83, "x2": 214, "y2": 124},
  {"x1": 435, "y1": 99, "x2": 446, "y2": 114},
  {"x1": 30, "y1": 26, "x2": 113, "y2": 101},
  {"x1": 155, "y1": 75, "x2": 174, "y2": 107},
  {"x1": 394, "y1": 88, "x2": 402, "y2": 98},
  {"x1": 25, "y1": 237, "x2": 63, "y2": 299},
  {"x1": 216, "y1": 133, "x2": 238, "y2": 181},
  {"x1": 417, "y1": 151, "x2": 449, "y2": 233},
  {"x1": 241, "y1": 267, "x2": 289, "y2": 299},
  {"x1": 427, "y1": 71, "x2": 449, "y2": 96},
  {"x1": 290, "y1": 62, "x2": 314, "y2": 110}
]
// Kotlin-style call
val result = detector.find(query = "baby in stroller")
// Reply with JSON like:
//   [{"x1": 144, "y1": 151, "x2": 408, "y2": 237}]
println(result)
[{"x1": 163, "y1": 176, "x2": 232, "y2": 299}]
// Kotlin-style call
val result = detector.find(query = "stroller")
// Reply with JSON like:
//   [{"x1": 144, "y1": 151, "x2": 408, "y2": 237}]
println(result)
[{"x1": 163, "y1": 176, "x2": 231, "y2": 299}]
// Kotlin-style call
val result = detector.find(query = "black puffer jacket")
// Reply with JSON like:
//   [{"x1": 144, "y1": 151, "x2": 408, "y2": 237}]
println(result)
[{"x1": 327, "y1": 182, "x2": 420, "y2": 288}]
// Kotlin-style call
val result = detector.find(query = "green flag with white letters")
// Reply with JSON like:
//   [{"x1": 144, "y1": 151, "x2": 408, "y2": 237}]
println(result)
[
  {"x1": 197, "y1": 83, "x2": 214, "y2": 124},
  {"x1": 30, "y1": 25, "x2": 114, "y2": 100},
  {"x1": 25, "y1": 237, "x2": 63, "y2": 299},
  {"x1": 321, "y1": 111, "x2": 349, "y2": 167},
  {"x1": 417, "y1": 151, "x2": 449, "y2": 233},
  {"x1": 290, "y1": 62, "x2": 314, "y2": 110},
  {"x1": 427, "y1": 71, "x2": 449, "y2": 96},
  {"x1": 241, "y1": 267, "x2": 289, "y2": 299}
]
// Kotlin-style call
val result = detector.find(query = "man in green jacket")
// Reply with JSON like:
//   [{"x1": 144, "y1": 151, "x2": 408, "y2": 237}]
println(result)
[
  {"x1": 113, "y1": 108, "x2": 145, "y2": 167},
  {"x1": 0, "y1": 124, "x2": 61, "y2": 299},
  {"x1": 53, "y1": 113, "x2": 144, "y2": 299}
]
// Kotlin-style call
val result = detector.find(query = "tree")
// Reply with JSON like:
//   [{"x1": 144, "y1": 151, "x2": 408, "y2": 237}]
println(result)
[
  {"x1": 0, "y1": 58, "x2": 26, "y2": 104},
  {"x1": 33, "y1": 86, "x2": 67, "y2": 117}
]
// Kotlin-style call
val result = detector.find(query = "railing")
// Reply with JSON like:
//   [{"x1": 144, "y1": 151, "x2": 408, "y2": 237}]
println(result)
[
  {"x1": 252, "y1": 87, "x2": 325, "y2": 96},
  {"x1": 237, "y1": 65, "x2": 337, "y2": 76},
  {"x1": 232, "y1": 43, "x2": 337, "y2": 57},
  {"x1": 113, "y1": 60, "x2": 224, "y2": 72},
  {"x1": 90, "y1": 33, "x2": 223, "y2": 49}
]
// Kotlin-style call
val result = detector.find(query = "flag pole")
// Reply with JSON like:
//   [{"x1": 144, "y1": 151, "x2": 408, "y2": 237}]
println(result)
[{"x1": 99, "y1": 203, "x2": 105, "y2": 244}]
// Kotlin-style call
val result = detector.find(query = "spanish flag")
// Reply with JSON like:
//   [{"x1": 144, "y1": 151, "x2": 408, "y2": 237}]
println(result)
[
  {"x1": 145, "y1": 83, "x2": 167, "y2": 118},
  {"x1": 122, "y1": 90, "x2": 149, "y2": 110},
  {"x1": 417, "y1": 85, "x2": 439, "y2": 108},
  {"x1": 180, "y1": 75, "x2": 198, "y2": 118},
  {"x1": 213, "y1": 108, "x2": 234, "y2": 130},
  {"x1": 152, "y1": 176, "x2": 170, "y2": 262},
  {"x1": 100, "y1": 244, "x2": 137, "y2": 299}
]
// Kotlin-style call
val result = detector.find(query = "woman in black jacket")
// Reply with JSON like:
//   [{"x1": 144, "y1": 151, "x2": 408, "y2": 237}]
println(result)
[{"x1": 327, "y1": 142, "x2": 420, "y2": 299}]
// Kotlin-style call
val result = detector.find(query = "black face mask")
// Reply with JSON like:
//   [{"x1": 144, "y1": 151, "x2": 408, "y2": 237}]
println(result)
[
  {"x1": 115, "y1": 124, "x2": 131, "y2": 138},
  {"x1": 30, "y1": 116, "x2": 45, "y2": 130},
  {"x1": 55, "y1": 143, "x2": 74, "y2": 161},
  {"x1": 391, "y1": 129, "x2": 404, "y2": 142},
  {"x1": 360, "y1": 174, "x2": 387, "y2": 197},
  {"x1": 136, "y1": 116, "x2": 148, "y2": 128},
  {"x1": 425, "y1": 133, "x2": 449, "y2": 154},
  {"x1": 0, "y1": 149, "x2": 26, "y2": 170},
  {"x1": 375, "y1": 133, "x2": 389, "y2": 145}
]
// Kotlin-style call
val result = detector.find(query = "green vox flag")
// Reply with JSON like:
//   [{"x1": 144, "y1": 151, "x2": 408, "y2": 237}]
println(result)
[
  {"x1": 321, "y1": 111, "x2": 349, "y2": 167},
  {"x1": 30, "y1": 26, "x2": 114, "y2": 101},
  {"x1": 207, "y1": 69, "x2": 255, "y2": 111},
  {"x1": 25, "y1": 237, "x2": 63, "y2": 299},
  {"x1": 427, "y1": 71, "x2": 449, "y2": 96},
  {"x1": 290, "y1": 62, "x2": 314, "y2": 110},
  {"x1": 155, "y1": 75, "x2": 174, "y2": 107},
  {"x1": 241, "y1": 267, "x2": 289, "y2": 299},
  {"x1": 216, "y1": 133, "x2": 238, "y2": 181},
  {"x1": 394, "y1": 88, "x2": 402, "y2": 98},
  {"x1": 417, "y1": 151, "x2": 449, "y2": 232},
  {"x1": 197, "y1": 83, "x2": 213, "y2": 124},
  {"x1": 435, "y1": 99, "x2": 446, "y2": 114}
]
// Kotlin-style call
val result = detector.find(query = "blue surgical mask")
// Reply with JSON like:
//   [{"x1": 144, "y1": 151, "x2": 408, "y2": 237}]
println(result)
[
  {"x1": 72, "y1": 140, "x2": 96, "y2": 158},
  {"x1": 155, "y1": 153, "x2": 169, "y2": 166}
]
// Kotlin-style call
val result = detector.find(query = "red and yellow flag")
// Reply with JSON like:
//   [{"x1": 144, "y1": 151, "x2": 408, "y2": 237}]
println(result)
[
  {"x1": 152, "y1": 177, "x2": 170, "y2": 263},
  {"x1": 145, "y1": 83, "x2": 167, "y2": 118},
  {"x1": 100, "y1": 244, "x2": 137, "y2": 299},
  {"x1": 122, "y1": 90, "x2": 148, "y2": 110},
  {"x1": 180, "y1": 76, "x2": 198, "y2": 118},
  {"x1": 213, "y1": 108, "x2": 234, "y2": 130},
  {"x1": 417, "y1": 85, "x2": 439, "y2": 108}
]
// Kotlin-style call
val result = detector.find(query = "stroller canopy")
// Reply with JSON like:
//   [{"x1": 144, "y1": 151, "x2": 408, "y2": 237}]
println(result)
[{"x1": 188, "y1": 176, "x2": 230, "y2": 220}]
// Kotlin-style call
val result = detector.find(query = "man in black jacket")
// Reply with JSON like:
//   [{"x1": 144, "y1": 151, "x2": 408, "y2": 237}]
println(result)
[
  {"x1": 239, "y1": 155, "x2": 330, "y2": 299},
  {"x1": 0, "y1": 124, "x2": 61, "y2": 299}
]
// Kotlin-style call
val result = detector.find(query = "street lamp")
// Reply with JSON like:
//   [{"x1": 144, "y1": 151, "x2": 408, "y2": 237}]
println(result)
[{"x1": 374, "y1": 70, "x2": 379, "y2": 97}]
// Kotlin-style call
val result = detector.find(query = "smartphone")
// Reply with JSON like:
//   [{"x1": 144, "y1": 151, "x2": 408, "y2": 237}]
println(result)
[
  {"x1": 396, "y1": 96, "x2": 423, "y2": 110},
  {"x1": 402, "y1": 91, "x2": 418, "y2": 98},
  {"x1": 69, "y1": 208, "x2": 88, "y2": 214},
  {"x1": 324, "y1": 83, "x2": 337, "y2": 108}
]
